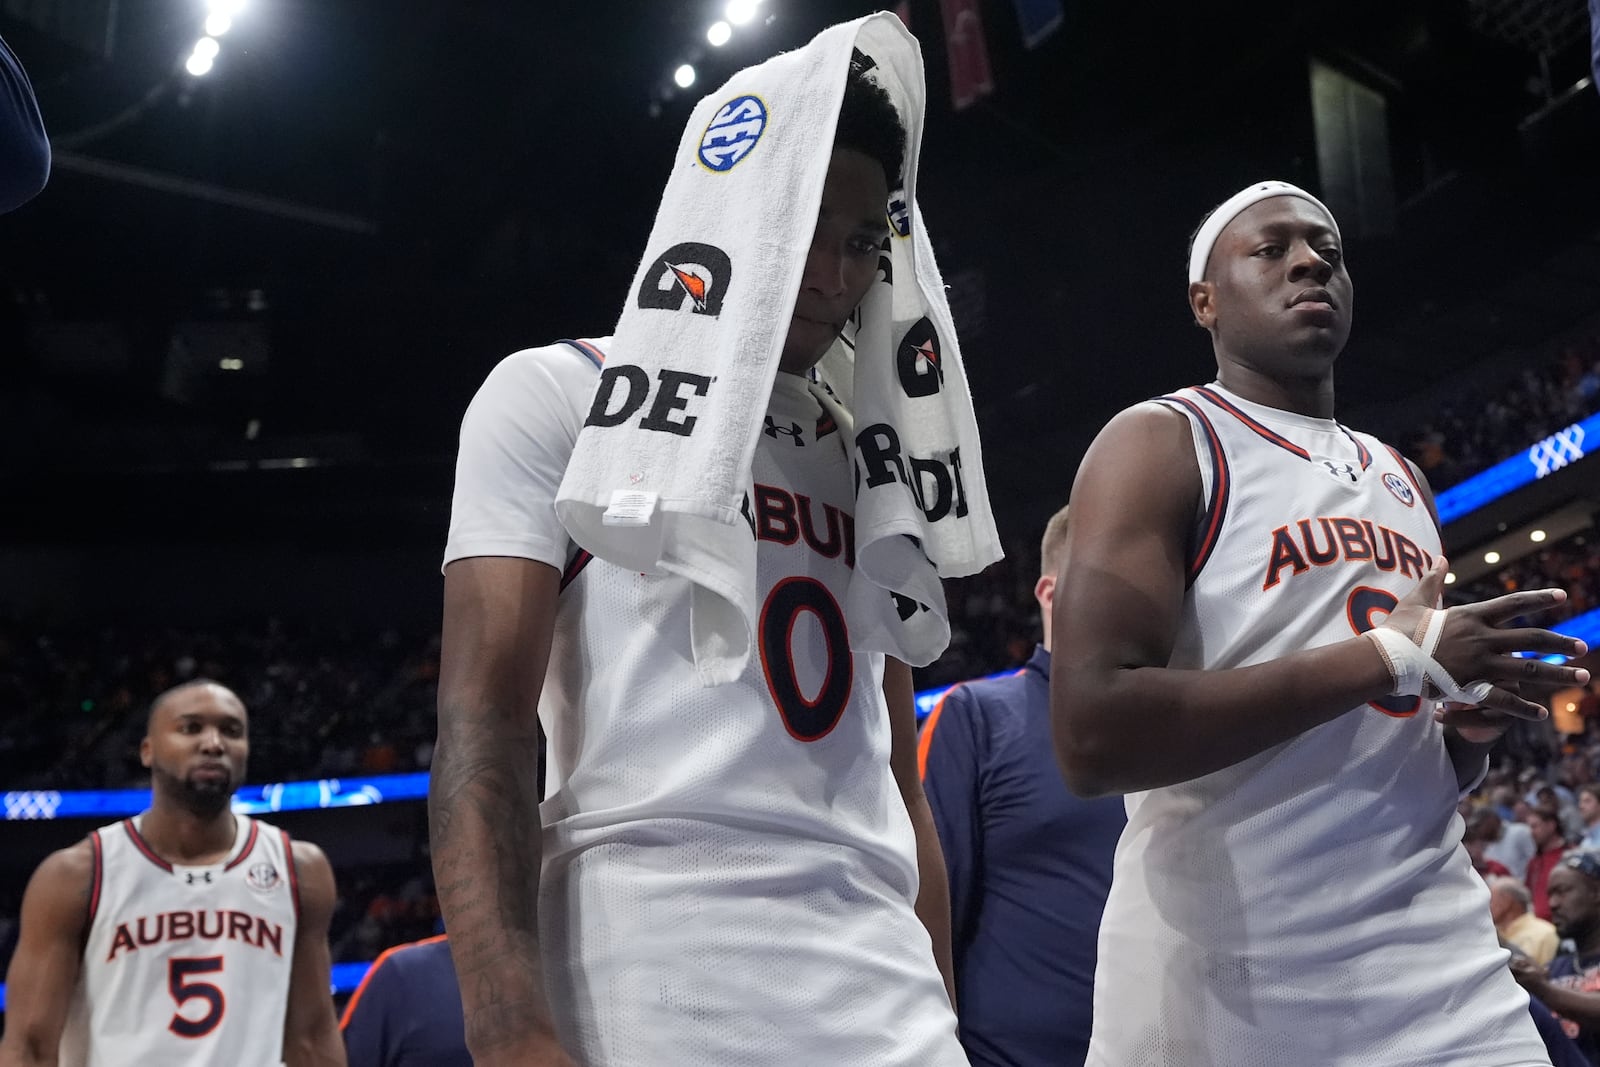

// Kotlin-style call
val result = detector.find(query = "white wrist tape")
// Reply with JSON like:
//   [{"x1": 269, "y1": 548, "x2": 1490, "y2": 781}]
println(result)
[{"x1": 1365, "y1": 609, "x2": 1496, "y2": 705}]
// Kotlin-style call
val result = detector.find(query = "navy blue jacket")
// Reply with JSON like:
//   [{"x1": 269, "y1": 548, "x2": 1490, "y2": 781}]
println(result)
[
  {"x1": 341, "y1": 936, "x2": 470, "y2": 1067},
  {"x1": 0, "y1": 33, "x2": 48, "y2": 213},
  {"x1": 920, "y1": 646, "x2": 1126, "y2": 1067}
]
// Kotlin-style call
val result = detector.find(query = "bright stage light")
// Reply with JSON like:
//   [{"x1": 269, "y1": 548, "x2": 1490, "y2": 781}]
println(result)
[
  {"x1": 707, "y1": 21, "x2": 732, "y2": 46},
  {"x1": 674, "y1": 64, "x2": 696, "y2": 88},
  {"x1": 206, "y1": 12, "x2": 233, "y2": 36},
  {"x1": 186, "y1": 51, "x2": 215, "y2": 76},
  {"x1": 207, "y1": 0, "x2": 245, "y2": 16},
  {"x1": 726, "y1": 0, "x2": 759, "y2": 27},
  {"x1": 193, "y1": 36, "x2": 221, "y2": 61},
  {"x1": 1483, "y1": 550, "x2": 1501, "y2": 565}
]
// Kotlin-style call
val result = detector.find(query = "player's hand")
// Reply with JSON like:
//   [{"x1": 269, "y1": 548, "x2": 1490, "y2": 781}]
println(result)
[
  {"x1": 1509, "y1": 954, "x2": 1550, "y2": 996},
  {"x1": 1383, "y1": 559, "x2": 1588, "y2": 722},
  {"x1": 1433, "y1": 700, "x2": 1523, "y2": 744}
]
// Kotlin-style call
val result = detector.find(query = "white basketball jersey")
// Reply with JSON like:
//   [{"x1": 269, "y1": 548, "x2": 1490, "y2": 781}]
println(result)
[
  {"x1": 1087, "y1": 384, "x2": 1547, "y2": 1067},
  {"x1": 59, "y1": 814, "x2": 299, "y2": 1067},
  {"x1": 497, "y1": 354, "x2": 962, "y2": 1065}
]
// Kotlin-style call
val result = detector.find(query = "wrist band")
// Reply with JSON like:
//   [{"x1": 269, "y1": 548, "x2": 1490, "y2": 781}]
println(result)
[{"x1": 1365, "y1": 611, "x2": 1496, "y2": 706}]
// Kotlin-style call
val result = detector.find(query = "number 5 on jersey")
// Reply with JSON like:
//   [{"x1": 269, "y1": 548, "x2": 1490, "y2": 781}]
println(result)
[{"x1": 168, "y1": 956, "x2": 226, "y2": 1038}]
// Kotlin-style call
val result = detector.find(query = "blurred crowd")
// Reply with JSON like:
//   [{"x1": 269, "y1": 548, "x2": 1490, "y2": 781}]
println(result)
[
  {"x1": 1393, "y1": 333, "x2": 1600, "y2": 491},
  {"x1": 0, "y1": 618, "x2": 441, "y2": 790}
]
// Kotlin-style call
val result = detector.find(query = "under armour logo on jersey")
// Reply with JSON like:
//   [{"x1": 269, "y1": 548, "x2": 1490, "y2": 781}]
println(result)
[
  {"x1": 763, "y1": 416, "x2": 805, "y2": 445},
  {"x1": 1321, "y1": 460, "x2": 1358, "y2": 483},
  {"x1": 185, "y1": 871, "x2": 214, "y2": 885}
]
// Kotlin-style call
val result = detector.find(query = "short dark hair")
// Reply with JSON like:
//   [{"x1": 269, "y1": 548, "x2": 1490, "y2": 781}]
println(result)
[{"x1": 835, "y1": 61, "x2": 906, "y2": 189}]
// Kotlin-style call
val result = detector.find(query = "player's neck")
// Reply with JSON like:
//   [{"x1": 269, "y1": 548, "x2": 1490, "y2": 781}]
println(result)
[
  {"x1": 1214, "y1": 363, "x2": 1334, "y2": 420},
  {"x1": 142, "y1": 801, "x2": 238, "y2": 865}
]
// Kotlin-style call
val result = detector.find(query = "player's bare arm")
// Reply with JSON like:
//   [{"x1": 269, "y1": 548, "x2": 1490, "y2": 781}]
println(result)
[
  {"x1": 281, "y1": 841, "x2": 345, "y2": 1067},
  {"x1": 1051, "y1": 404, "x2": 1585, "y2": 797},
  {"x1": 432, "y1": 556, "x2": 575, "y2": 1067},
  {"x1": 886, "y1": 655, "x2": 956, "y2": 1008},
  {"x1": 0, "y1": 842, "x2": 94, "y2": 1067}
]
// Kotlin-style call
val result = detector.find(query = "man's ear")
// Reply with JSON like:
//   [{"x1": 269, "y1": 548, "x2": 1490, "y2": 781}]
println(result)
[{"x1": 1189, "y1": 280, "x2": 1217, "y2": 330}]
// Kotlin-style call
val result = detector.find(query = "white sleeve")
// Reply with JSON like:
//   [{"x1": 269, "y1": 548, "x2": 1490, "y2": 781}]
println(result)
[{"x1": 442, "y1": 343, "x2": 603, "y2": 571}]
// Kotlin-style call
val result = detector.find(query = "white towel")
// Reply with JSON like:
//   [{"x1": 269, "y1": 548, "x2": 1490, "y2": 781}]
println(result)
[{"x1": 554, "y1": 13, "x2": 1002, "y2": 686}]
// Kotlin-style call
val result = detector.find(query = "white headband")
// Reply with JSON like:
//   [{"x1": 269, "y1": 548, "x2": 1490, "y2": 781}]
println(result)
[{"x1": 1187, "y1": 180, "x2": 1338, "y2": 284}]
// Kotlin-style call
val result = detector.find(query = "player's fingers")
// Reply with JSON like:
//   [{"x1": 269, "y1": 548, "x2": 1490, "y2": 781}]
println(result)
[
  {"x1": 1482, "y1": 655, "x2": 1590, "y2": 690},
  {"x1": 1484, "y1": 628, "x2": 1589, "y2": 661},
  {"x1": 1472, "y1": 587, "x2": 1568, "y2": 626},
  {"x1": 1399, "y1": 558, "x2": 1448, "y2": 607},
  {"x1": 1468, "y1": 684, "x2": 1548, "y2": 721}
]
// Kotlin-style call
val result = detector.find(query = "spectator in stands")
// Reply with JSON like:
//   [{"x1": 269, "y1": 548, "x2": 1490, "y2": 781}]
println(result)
[
  {"x1": 1580, "y1": 785, "x2": 1600, "y2": 850},
  {"x1": 1467, "y1": 811, "x2": 1515, "y2": 878},
  {"x1": 918, "y1": 505, "x2": 1126, "y2": 1067},
  {"x1": 1512, "y1": 850, "x2": 1600, "y2": 1063},
  {"x1": 1482, "y1": 806, "x2": 1539, "y2": 882},
  {"x1": 1491, "y1": 876, "x2": 1561, "y2": 966},
  {"x1": 341, "y1": 934, "x2": 469, "y2": 1067},
  {"x1": 1532, "y1": 806, "x2": 1572, "y2": 921}
]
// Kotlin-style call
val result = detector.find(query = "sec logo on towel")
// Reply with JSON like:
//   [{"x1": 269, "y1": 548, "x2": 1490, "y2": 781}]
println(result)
[{"x1": 698, "y1": 95, "x2": 768, "y2": 172}]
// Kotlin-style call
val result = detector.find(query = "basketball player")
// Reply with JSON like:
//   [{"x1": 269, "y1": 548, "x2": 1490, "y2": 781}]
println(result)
[
  {"x1": 1, "y1": 31, "x2": 49, "y2": 213},
  {"x1": 1051, "y1": 180, "x2": 1589, "y2": 1065},
  {"x1": 0, "y1": 680, "x2": 345, "y2": 1067},
  {"x1": 432, "y1": 61, "x2": 964, "y2": 1067}
]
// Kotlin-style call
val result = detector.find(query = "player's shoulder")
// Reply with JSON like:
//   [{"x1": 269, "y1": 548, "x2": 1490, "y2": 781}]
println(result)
[
  {"x1": 33, "y1": 837, "x2": 97, "y2": 889},
  {"x1": 1089, "y1": 394, "x2": 1199, "y2": 450},
  {"x1": 466, "y1": 338, "x2": 611, "y2": 428},
  {"x1": 20, "y1": 838, "x2": 97, "y2": 932},
  {"x1": 488, "y1": 338, "x2": 610, "y2": 389}
]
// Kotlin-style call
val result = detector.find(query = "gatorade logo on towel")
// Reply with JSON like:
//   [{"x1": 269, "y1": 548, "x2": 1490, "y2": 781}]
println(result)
[{"x1": 698, "y1": 95, "x2": 768, "y2": 172}]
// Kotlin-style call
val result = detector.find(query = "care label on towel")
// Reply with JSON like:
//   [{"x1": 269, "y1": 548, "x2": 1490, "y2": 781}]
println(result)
[{"x1": 603, "y1": 490, "x2": 659, "y2": 527}]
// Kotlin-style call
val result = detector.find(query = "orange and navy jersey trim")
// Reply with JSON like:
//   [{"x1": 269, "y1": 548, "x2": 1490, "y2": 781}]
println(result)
[
  {"x1": 1159, "y1": 392, "x2": 1230, "y2": 585},
  {"x1": 86, "y1": 830, "x2": 104, "y2": 930},
  {"x1": 122, "y1": 818, "x2": 174, "y2": 873},
  {"x1": 281, "y1": 829, "x2": 301, "y2": 924},
  {"x1": 1194, "y1": 385, "x2": 1309, "y2": 460},
  {"x1": 339, "y1": 934, "x2": 450, "y2": 1030},
  {"x1": 558, "y1": 338, "x2": 606, "y2": 370},
  {"x1": 917, "y1": 685, "x2": 963, "y2": 782},
  {"x1": 1341, "y1": 428, "x2": 1373, "y2": 470},
  {"x1": 222, "y1": 818, "x2": 260, "y2": 871},
  {"x1": 560, "y1": 543, "x2": 593, "y2": 592},
  {"x1": 1195, "y1": 385, "x2": 1373, "y2": 470}
]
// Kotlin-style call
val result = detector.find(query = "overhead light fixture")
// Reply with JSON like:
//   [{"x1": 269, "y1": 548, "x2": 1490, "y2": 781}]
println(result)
[
  {"x1": 193, "y1": 36, "x2": 221, "y2": 61},
  {"x1": 726, "y1": 0, "x2": 759, "y2": 27},
  {"x1": 707, "y1": 21, "x2": 732, "y2": 46},
  {"x1": 206, "y1": 0, "x2": 245, "y2": 16},
  {"x1": 674, "y1": 64, "x2": 696, "y2": 88},
  {"x1": 205, "y1": 12, "x2": 233, "y2": 36},
  {"x1": 1530, "y1": 529, "x2": 1547, "y2": 542},
  {"x1": 185, "y1": 51, "x2": 215, "y2": 76},
  {"x1": 1483, "y1": 550, "x2": 1501, "y2": 564},
  {"x1": 1445, "y1": 571, "x2": 1457, "y2": 585}
]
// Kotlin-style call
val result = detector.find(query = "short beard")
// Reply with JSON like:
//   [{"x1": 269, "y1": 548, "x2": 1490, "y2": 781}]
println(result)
[{"x1": 153, "y1": 767, "x2": 236, "y2": 816}]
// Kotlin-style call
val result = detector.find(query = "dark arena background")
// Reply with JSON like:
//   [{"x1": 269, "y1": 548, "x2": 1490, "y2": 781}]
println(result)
[{"x1": 2, "y1": 0, "x2": 1598, "y2": 1035}]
